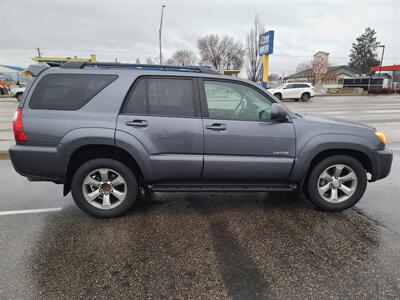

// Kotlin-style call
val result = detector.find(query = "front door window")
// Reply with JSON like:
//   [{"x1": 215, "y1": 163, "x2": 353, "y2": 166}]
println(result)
[{"x1": 204, "y1": 80, "x2": 272, "y2": 121}]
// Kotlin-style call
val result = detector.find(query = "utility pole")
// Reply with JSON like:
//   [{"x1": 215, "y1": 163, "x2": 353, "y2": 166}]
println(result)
[
  {"x1": 36, "y1": 48, "x2": 42, "y2": 58},
  {"x1": 378, "y1": 44, "x2": 385, "y2": 81},
  {"x1": 159, "y1": 4, "x2": 166, "y2": 65}
]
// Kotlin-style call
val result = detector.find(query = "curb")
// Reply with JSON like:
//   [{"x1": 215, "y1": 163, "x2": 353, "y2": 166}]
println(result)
[
  {"x1": 314, "y1": 94, "x2": 367, "y2": 97},
  {"x1": 0, "y1": 151, "x2": 10, "y2": 160}
]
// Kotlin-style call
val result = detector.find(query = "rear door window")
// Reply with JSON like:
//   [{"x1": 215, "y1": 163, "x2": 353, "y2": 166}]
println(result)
[
  {"x1": 124, "y1": 77, "x2": 195, "y2": 117},
  {"x1": 29, "y1": 74, "x2": 117, "y2": 110}
]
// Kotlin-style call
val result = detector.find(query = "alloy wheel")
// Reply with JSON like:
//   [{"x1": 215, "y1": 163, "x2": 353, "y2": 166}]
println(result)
[
  {"x1": 317, "y1": 164, "x2": 358, "y2": 203},
  {"x1": 82, "y1": 168, "x2": 127, "y2": 209}
]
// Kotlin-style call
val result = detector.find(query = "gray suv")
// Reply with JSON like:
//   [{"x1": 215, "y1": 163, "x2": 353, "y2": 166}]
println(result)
[{"x1": 9, "y1": 62, "x2": 392, "y2": 218}]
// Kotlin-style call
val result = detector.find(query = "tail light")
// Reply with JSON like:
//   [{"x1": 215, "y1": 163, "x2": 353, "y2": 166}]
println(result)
[{"x1": 13, "y1": 108, "x2": 27, "y2": 142}]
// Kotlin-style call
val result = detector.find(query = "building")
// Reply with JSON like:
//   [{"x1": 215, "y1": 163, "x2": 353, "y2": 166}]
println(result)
[
  {"x1": 32, "y1": 54, "x2": 97, "y2": 66},
  {"x1": 223, "y1": 70, "x2": 240, "y2": 77},
  {"x1": 286, "y1": 65, "x2": 361, "y2": 86},
  {"x1": 371, "y1": 64, "x2": 400, "y2": 89},
  {"x1": 285, "y1": 51, "x2": 360, "y2": 88}
]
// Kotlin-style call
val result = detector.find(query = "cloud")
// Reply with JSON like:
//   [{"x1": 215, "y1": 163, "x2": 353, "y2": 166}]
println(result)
[{"x1": 1, "y1": 0, "x2": 399, "y2": 75}]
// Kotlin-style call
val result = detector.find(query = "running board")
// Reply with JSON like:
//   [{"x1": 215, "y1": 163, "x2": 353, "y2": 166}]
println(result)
[{"x1": 146, "y1": 183, "x2": 297, "y2": 193}]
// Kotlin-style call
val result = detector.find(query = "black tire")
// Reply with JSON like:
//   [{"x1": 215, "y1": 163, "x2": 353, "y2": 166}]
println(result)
[
  {"x1": 306, "y1": 155, "x2": 367, "y2": 211},
  {"x1": 15, "y1": 93, "x2": 22, "y2": 101},
  {"x1": 71, "y1": 158, "x2": 138, "y2": 218},
  {"x1": 274, "y1": 93, "x2": 282, "y2": 100},
  {"x1": 301, "y1": 92, "x2": 310, "y2": 101}
]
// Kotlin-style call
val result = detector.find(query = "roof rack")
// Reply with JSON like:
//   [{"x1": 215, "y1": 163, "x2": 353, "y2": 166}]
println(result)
[{"x1": 60, "y1": 61, "x2": 221, "y2": 75}]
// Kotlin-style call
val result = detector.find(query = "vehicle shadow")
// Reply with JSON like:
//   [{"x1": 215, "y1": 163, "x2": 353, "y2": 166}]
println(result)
[{"x1": 26, "y1": 191, "x2": 400, "y2": 299}]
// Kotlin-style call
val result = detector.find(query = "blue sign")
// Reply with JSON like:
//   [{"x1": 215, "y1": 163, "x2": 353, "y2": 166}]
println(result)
[{"x1": 259, "y1": 30, "x2": 274, "y2": 55}]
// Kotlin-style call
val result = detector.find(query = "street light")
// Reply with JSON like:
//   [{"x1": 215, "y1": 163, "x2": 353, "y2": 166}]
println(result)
[
  {"x1": 159, "y1": 4, "x2": 166, "y2": 65},
  {"x1": 378, "y1": 44, "x2": 385, "y2": 80}
]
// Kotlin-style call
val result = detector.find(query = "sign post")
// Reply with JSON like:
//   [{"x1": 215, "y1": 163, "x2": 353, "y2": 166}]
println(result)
[{"x1": 259, "y1": 30, "x2": 274, "y2": 88}]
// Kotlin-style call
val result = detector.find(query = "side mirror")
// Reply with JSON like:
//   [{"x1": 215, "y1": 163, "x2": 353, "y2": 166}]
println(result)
[{"x1": 271, "y1": 103, "x2": 288, "y2": 121}]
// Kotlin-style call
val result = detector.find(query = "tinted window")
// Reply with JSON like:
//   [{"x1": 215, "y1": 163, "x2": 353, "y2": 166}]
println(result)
[
  {"x1": 293, "y1": 83, "x2": 309, "y2": 88},
  {"x1": 204, "y1": 80, "x2": 272, "y2": 121},
  {"x1": 29, "y1": 74, "x2": 117, "y2": 110},
  {"x1": 124, "y1": 78, "x2": 195, "y2": 117},
  {"x1": 285, "y1": 84, "x2": 295, "y2": 89},
  {"x1": 124, "y1": 78, "x2": 147, "y2": 114}
]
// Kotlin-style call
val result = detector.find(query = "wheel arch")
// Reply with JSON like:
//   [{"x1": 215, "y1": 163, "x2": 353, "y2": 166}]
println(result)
[
  {"x1": 63, "y1": 144, "x2": 144, "y2": 196},
  {"x1": 298, "y1": 148, "x2": 373, "y2": 190}
]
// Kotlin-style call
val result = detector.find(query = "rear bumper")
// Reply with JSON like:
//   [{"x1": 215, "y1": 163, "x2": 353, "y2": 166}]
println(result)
[
  {"x1": 371, "y1": 149, "x2": 393, "y2": 181},
  {"x1": 9, "y1": 144, "x2": 67, "y2": 182}
]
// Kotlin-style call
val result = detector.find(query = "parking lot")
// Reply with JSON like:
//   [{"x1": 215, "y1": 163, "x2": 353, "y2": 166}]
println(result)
[{"x1": 1, "y1": 95, "x2": 400, "y2": 299}]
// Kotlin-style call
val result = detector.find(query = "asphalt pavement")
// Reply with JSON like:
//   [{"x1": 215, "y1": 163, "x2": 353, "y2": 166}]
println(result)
[{"x1": 1, "y1": 95, "x2": 400, "y2": 299}]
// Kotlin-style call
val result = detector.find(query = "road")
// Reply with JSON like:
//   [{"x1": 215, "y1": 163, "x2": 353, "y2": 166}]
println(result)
[
  {"x1": 286, "y1": 95, "x2": 400, "y2": 143},
  {"x1": 0, "y1": 97, "x2": 16, "y2": 151},
  {"x1": 0, "y1": 95, "x2": 400, "y2": 299}
]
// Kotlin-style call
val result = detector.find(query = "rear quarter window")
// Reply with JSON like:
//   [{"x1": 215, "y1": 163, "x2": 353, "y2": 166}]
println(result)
[
  {"x1": 29, "y1": 74, "x2": 118, "y2": 110},
  {"x1": 299, "y1": 84, "x2": 311, "y2": 88}
]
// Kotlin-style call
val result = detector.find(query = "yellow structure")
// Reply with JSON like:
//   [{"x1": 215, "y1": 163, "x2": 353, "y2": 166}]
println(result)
[
  {"x1": 262, "y1": 54, "x2": 269, "y2": 83},
  {"x1": 32, "y1": 54, "x2": 97, "y2": 65},
  {"x1": 223, "y1": 70, "x2": 240, "y2": 76}
]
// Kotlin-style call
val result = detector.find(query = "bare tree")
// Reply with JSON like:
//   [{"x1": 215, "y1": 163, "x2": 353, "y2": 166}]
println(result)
[
  {"x1": 245, "y1": 15, "x2": 264, "y2": 82},
  {"x1": 268, "y1": 73, "x2": 281, "y2": 82},
  {"x1": 295, "y1": 59, "x2": 330, "y2": 84},
  {"x1": 145, "y1": 57, "x2": 155, "y2": 64},
  {"x1": 166, "y1": 49, "x2": 197, "y2": 66},
  {"x1": 197, "y1": 34, "x2": 244, "y2": 72},
  {"x1": 312, "y1": 59, "x2": 330, "y2": 84},
  {"x1": 296, "y1": 61, "x2": 313, "y2": 73},
  {"x1": 145, "y1": 55, "x2": 164, "y2": 64}
]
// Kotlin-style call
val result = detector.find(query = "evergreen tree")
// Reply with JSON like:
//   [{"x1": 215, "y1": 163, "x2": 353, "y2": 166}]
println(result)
[{"x1": 348, "y1": 27, "x2": 381, "y2": 74}]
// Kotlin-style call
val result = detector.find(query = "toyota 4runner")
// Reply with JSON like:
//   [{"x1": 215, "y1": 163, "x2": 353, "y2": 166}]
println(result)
[{"x1": 9, "y1": 62, "x2": 392, "y2": 218}]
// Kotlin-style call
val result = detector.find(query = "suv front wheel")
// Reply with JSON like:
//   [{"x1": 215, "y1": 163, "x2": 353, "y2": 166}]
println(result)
[
  {"x1": 306, "y1": 155, "x2": 367, "y2": 211},
  {"x1": 71, "y1": 158, "x2": 138, "y2": 218}
]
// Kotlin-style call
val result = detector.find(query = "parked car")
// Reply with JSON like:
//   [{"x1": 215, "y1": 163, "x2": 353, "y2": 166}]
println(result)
[
  {"x1": 9, "y1": 62, "x2": 392, "y2": 218},
  {"x1": 268, "y1": 82, "x2": 315, "y2": 101},
  {"x1": 10, "y1": 85, "x2": 26, "y2": 101}
]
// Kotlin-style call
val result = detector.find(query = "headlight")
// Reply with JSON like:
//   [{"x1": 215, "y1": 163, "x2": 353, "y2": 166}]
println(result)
[{"x1": 375, "y1": 130, "x2": 386, "y2": 144}]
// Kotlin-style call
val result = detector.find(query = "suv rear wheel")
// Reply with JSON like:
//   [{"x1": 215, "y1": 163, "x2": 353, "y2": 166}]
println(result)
[
  {"x1": 274, "y1": 93, "x2": 282, "y2": 100},
  {"x1": 71, "y1": 158, "x2": 138, "y2": 218},
  {"x1": 306, "y1": 155, "x2": 367, "y2": 211}
]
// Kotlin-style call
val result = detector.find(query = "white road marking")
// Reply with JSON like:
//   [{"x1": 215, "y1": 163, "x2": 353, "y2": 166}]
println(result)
[{"x1": 0, "y1": 207, "x2": 63, "y2": 216}]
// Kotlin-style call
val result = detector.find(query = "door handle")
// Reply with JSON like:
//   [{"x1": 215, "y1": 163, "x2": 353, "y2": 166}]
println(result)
[
  {"x1": 125, "y1": 119, "x2": 148, "y2": 128},
  {"x1": 205, "y1": 123, "x2": 227, "y2": 131}
]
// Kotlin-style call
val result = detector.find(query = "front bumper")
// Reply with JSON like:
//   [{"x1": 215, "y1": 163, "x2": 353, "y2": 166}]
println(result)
[{"x1": 371, "y1": 149, "x2": 393, "y2": 181}]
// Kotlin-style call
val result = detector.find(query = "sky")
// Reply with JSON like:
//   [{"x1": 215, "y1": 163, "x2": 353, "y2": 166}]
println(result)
[{"x1": 0, "y1": 0, "x2": 399, "y2": 77}]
